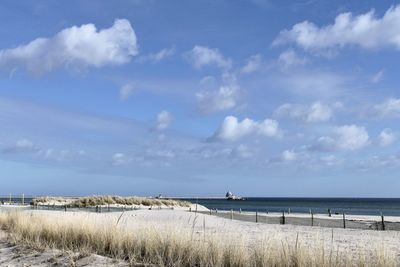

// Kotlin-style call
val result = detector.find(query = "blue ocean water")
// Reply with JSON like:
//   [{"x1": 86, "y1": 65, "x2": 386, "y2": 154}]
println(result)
[
  {"x1": 184, "y1": 198, "x2": 400, "y2": 216},
  {"x1": 2, "y1": 197, "x2": 400, "y2": 216}
]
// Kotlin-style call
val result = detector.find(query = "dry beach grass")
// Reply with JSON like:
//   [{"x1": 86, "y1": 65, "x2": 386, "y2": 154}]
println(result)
[
  {"x1": 32, "y1": 195, "x2": 191, "y2": 208},
  {"x1": 0, "y1": 209, "x2": 398, "y2": 267}
]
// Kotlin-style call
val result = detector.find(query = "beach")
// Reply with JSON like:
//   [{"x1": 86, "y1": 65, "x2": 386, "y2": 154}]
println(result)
[{"x1": 1, "y1": 205, "x2": 400, "y2": 266}]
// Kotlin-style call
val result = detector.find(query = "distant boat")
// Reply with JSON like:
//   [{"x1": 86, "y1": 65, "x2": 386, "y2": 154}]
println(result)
[{"x1": 225, "y1": 191, "x2": 245, "y2": 200}]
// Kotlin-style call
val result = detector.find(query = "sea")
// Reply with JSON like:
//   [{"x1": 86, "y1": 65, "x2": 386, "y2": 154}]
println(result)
[
  {"x1": 2, "y1": 197, "x2": 400, "y2": 216},
  {"x1": 183, "y1": 198, "x2": 400, "y2": 216}
]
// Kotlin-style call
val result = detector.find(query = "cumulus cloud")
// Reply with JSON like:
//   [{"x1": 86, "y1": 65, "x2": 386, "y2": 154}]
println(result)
[
  {"x1": 277, "y1": 49, "x2": 307, "y2": 68},
  {"x1": 0, "y1": 19, "x2": 138, "y2": 74},
  {"x1": 373, "y1": 98, "x2": 400, "y2": 117},
  {"x1": 274, "y1": 5, "x2": 400, "y2": 51},
  {"x1": 119, "y1": 82, "x2": 136, "y2": 100},
  {"x1": 379, "y1": 128, "x2": 397, "y2": 146},
  {"x1": 241, "y1": 54, "x2": 262, "y2": 73},
  {"x1": 274, "y1": 102, "x2": 334, "y2": 123},
  {"x1": 156, "y1": 110, "x2": 172, "y2": 130},
  {"x1": 196, "y1": 85, "x2": 239, "y2": 114},
  {"x1": 311, "y1": 125, "x2": 369, "y2": 151},
  {"x1": 210, "y1": 116, "x2": 281, "y2": 142},
  {"x1": 185, "y1": 46, "x2": 232, "y2": 69}
]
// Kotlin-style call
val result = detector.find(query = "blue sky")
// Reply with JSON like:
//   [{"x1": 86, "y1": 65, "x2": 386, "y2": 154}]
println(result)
[{"x1": 1, "y1": 0, "x2": 400, "y2": 197}]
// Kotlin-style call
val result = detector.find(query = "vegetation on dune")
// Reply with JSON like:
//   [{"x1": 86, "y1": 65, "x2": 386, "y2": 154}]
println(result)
[
  {"x1": 0, "y1": 211, "x2": 397, "y2": 267},
  {"x1": 32, "y1": 195, "x2": 191, "y2": 208}
]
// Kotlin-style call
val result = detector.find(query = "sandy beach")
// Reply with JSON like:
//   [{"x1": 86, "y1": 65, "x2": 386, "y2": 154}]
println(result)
[{"x1": 1, "y1": 206, "x2": 400, "y2": 266}]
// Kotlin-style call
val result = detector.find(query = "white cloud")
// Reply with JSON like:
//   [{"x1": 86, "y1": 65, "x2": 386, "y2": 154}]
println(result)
[
  {"x1": 196, "y1": 85, "x2": 239, "y2": 114},
  {"x1": 0, "y1": 19, "x2": 138, "y2": 74},
  {"x1": 210, "y1": 115, "x2": 281, "y2": 142},
  {"x1": 119, "y1": 82, "x2": 136, "y2": 100},
  {"x1": 37, "y1": 148, "x2": 70, "y2": 161},
  {"x1": 277, "y1": 49, "x2": 307, "y2": 68},
  {"x1": 274, "y1": 5, "x2": 400, "y2": 51},
  {"x1": 311, "y1": 125, "x2": 369, "y2": 151},
  {"x1": 2, "y1": 139, "x2": 38, "y2": 154},
  {"x1": 241, "y1": 54, "x2": 262, "y2": 73},
  {"x1": 140, "y1": 46, "x2": 175, "y2": 63},
  {"x1": 156, "y1": 110, "x2": 172, "y2": 130},
  {"x1": 320, "y1": 155, "x2": 339, "y2": 166},
  {"x1": 266, "y1": 149, "x2": 301, "y2": 165},
  {"x1": 379, "y1": 128, "x2": 396, "y2": 146},
  {"x1": 371, "y1": 69, "x2": 384, "y2": 83},
  {"x1": 281, "y1": 150, "x2": 297, "y2": 161},
  {"x1": 112, "y1": 153, "x2": 130, "y2": 166},
  {"x1": 233, "y1": 144, "x2": 254, "y2": 158},
  {"x1": 185, "y1": 46, "x2": 232, "y2": 69},
  {"x1": 374, "y1": 98, "x2": 400, "y2": 117},
  {"x1": 15, "y1": 139, "x2": 34, "y2": 149},
  {"x1": 274, "y1": 102, "x2": 333, "y2": 123}
]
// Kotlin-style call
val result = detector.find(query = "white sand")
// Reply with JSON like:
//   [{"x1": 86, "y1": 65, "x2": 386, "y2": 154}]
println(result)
[
  {"x1": 1, "y1": 207, "x2": 400, "y2": 263},
  {"x1": 21, "y1": 209, "x2": 400, "y2": 256}
]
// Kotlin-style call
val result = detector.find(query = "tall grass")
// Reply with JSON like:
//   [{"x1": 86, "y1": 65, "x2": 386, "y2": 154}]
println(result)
[
  {"x1": 0, "y1": 211, "x2": 397, "y2": 267},
  {"x1": 32, "y1": 195, "x2": 191, "y2": 208}
]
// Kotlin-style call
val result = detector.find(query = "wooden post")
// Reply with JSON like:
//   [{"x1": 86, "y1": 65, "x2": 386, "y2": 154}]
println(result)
[
  {"x1": 195, "y1": 203, "x2": 198, "y2": 214},
  {"x1": 288, "y1": 208, "x2": 291, "y2": 214},
  {"x1": 22, "y1": 193, "x2": 24, "y2": 205},
  {"x1": 342, "y1": 213, "x2": 346, "y2": 229},
  {"x1": 230, "y1": 209, "x2": 233, "y2": 220},
  {"x1": 256, "y1": 212, "x2": 258, "y2": 223},
  {"x1": 239, "y1": 208, "x2": 242, "y2": 214},
  {"x1": 381, "y1": 213, "x2": 385, "y2": 231},
  {"x1": 328, "y1": 208, "x2": 332, "y2": 217},
  {"x1": 209, "y1": 209, "x2": 212, "y2": 215},
  {"x1": 64, "y1": 205, "x2": 67, "y2": 212},
  {"x1": 311, "y1": 212, "x2": 314, "y2": 226},
  {"x1": 281, "y1": 211, "x2": 285, "y2": 225},
  {"x1": 9, "y1": 193, "x2": 11, "y2": 204}
]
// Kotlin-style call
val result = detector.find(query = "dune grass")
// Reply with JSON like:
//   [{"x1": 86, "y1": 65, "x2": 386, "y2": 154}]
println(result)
[
  {"x1": 32, "y1": 195, "x2": 191, "y2": 208},
  {"x1": 0, "y1": 210, "x2": 397, "y2": 267}
]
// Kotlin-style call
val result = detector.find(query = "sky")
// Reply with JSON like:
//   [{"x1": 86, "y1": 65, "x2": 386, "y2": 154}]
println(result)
[{"x1": 1, "y1": 0, "x2": 400, "y2": 197}]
